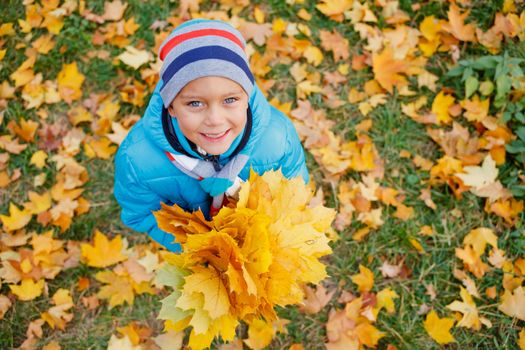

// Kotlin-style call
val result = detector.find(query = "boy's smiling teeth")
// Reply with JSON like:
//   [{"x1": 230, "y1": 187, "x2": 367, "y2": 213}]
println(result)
[
  {"x1": 200, "y1": 129, "x2": 230, "y2": 140},
  {"x1": 202, "y1": 130, "x2": 228, "y2": 137}
]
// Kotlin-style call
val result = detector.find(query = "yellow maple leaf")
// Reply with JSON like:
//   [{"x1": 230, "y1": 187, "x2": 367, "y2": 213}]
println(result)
[
  {"x1": 116, "y1": 323, "x2": 141, "y2": 346},
  {"x1": 446, "y1": 287, "x2": 492, "y2": 330},
  {"x1": 296, "y1": 80, "x2": 323, "y2": 99},
  {"x1": 243, "y1": 318, "x2": 275, "y2": 350},
  {"x1": 348, "y1": 88, "x2": 367, "y2": 103},
  {"x1": 519, "y1": 328, "x2": 525, "y2": 350},
  {"x1": 9, "y1": 278, "x2": 45, "y2": 301},
  {"x1": 316, "y1": 0, "x2": 353, "y2": 17},
  {"x1": 375, "y1": 287, "x2": 399, "y2": 314},
  {"x1": 347, "y1": 1, "x2": 377, "y2": 24},
  {"x1": 84, "y1": 137, "x2": 117, "y2": 159},
  {"x1": 96, "y1": 270, "x2": 135, "y2": 308},
  {"x1": 430, "y1": 156, "x2": 464, "y2": 185},
  {"x1": 303, "y1": 46, "x2": 324, "y2": 67},
  {"x1": 57, "y1": 62, "x2": 85, "y2": 104},
  {"x1": 30, "y1": 150, "x2": 48, "y2": 169},
  {"x1": 432, "y1": 90, "x2": 455, "y2": 124},
  {"x1": 351, "y1": 265, "x2": 374, "y2": 293},
  {"x1": 188, "y1": 314, "x2": 237, "y2": 350},
  {"x1": 395, "y1": 204, "x2": 414, "y2": 221},
  {"x1": 182, "y1": 265, "x2": 230, "y2": 319},
  {"x1": 24, "y1": 191, "x2": 52, "y2": 214},
  {"x1": 118, "y1": 46, "x2": 153, "y2": 69},
  {"x1": 107, "y1": 122, "x2": 130, "y2": 146},
  {"x1": 32, "y1": 34, "x2": 55, "y2": 54},
  {"x1": 353, "y1": 322, "x2": 385, "y2": 348},
  {"x1": 10, "y1": 56, "x2": 36, "y2": 88},
  {"x1": 424, "y1": 310, "x2": 455, "y2": 344},
  {"x1": 0, "y1": 81, "x2": 15, "y2": 99},
  {"x1": 1, "y1": 202, "x2": 32, "y2": 232},
  {"x1": 485, "y1": 197, "x2": 524, "y2": 225},
  {"x1": 420, "y1": 16, "x2": 443, "y2": 41},
  {"x1": 41, "y1": 289, "x2": 74, "y2": 330},
  {"x1": 31, "y1": 230, "x2": 63, "y2": 255},
  {"x1": 81, "y1": 230, "x2": 128, "y2": 267},
  {"x1": 43, "y1": 15, "x2": 63, "y2": 35},
  {"x1": 460, "y1": 95, "x2": 490, "y2": 122},
  {"x1": 456, "y1": 155, "x2": 498, "y2": 192},
  {"x1": 176, "y1": 291, "x2": 211, "y2": 335},
  {"x1": 0, "y1": 23, "x2": 15, "y2": 36},
  {"x1": 499, "y1": 286, "x2": 525, "y2": 321},
  {"x1": 372, "y1": 47, "x2": 408, "y2": 93},
  {"x1": 68, "y1": 106, "x2": 93, "y2": 126},
  {"x1": 455, "y1": 245, "x2": 489, "y2": 278},
  {"x1": 463, "y1": 227, "x2": 498, "y2": 256}
]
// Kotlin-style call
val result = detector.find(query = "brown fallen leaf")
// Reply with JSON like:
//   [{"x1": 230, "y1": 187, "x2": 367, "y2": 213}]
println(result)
[
  {"x1": 425, "y1": 284, "x2": 437, "y2": 300},
  {"x1": 300, "y1": 284, "x2": 336, "y2": 314},
  {"x1": 320, "y1": 30, "x2": 350, "y2": 61},
  {"x1": 81, "y1": 295, "x2": 100, "y2": 310},
  {"x1": 499, "y1": 286, "x2": 525, "y2": 321},
  {"x1": 379, "y1": 260, "x2": 402, "y2": 279},
  {"x1": 239, "y1": 22, "x2": 272, "y2": 46},
  {"x1": 0, "y1": 295, "x2": 12, "y2": 319},
  {"x1": 419, "y1": 188, "x2": 437, "y2": 210},
  {"x1": 102, "y1": 0, "x2": 128, "y2": 21}
]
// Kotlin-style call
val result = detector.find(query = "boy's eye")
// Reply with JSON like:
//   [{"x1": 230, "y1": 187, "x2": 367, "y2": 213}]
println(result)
[
  {"x1": 224, "y1": 97, "x2": 237, "y2": 104},
  {"x1": 187, "y1": 101, "x2": 203, "y2": 107}
]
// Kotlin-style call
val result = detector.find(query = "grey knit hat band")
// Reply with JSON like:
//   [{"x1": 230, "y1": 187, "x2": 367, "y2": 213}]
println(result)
[
  {"x1": 159, "y1": 36, "x2": 249, "y2": 78},
  {"x1": 160, "y1": 59, "x2": 254, "y2": 108}
]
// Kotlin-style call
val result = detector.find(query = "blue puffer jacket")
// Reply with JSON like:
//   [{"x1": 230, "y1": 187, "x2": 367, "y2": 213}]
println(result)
[{"x1": 113, "y1": 81, "x2": 308, "y2": 252}]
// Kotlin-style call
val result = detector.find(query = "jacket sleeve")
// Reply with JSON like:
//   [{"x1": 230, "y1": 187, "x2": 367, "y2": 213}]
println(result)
[
  {"x1": 114, "y1": 151, "x2": 182, "y2": 253},
  {"x1": 280, "y1": 119, "x2": 309, "y2": 183}
]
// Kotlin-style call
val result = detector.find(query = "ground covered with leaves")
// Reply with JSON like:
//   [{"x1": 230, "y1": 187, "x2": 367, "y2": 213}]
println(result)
[{"x1": 1, "y1": 0, "x2": 525, "y2": 349}]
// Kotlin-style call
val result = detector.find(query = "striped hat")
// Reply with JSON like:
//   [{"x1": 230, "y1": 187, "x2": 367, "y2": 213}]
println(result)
[{"x1": 158, "y1": 19, "x2": 255, "y2": 108}]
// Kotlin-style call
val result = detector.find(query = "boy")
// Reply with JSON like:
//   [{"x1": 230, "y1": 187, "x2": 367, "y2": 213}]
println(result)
[{"x1": 114, "y1": 19, "x2": 308, "y2": 252}]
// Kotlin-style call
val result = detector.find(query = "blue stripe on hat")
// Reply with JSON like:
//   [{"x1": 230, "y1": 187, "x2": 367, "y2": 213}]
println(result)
[{"x1": 161, "y1": 46, "x2": 254, "y2": 89}]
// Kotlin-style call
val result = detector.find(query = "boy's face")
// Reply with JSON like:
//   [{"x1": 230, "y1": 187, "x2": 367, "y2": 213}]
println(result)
[{"x1": 168, "y1": 76, "x2": 249, "y2": 156}]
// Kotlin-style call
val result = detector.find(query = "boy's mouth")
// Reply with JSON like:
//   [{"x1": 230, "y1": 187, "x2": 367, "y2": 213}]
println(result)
[{"x1": 200, "y1": 129, "x2": 230, "y2": 142}]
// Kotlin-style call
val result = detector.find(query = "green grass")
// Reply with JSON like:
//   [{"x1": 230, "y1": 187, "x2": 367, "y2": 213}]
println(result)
[{"x1": 1, "y1": 0, "x2": 525, "y2": 349}]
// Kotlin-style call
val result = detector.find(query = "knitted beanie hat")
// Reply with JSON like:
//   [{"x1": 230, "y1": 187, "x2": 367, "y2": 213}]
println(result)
[{"x1": 158, "y1": 19, "x2": 255, "y2": 108}]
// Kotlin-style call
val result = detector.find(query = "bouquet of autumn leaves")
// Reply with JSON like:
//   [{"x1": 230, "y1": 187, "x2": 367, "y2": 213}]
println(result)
[{"x1": 152, "y1": 170, "x2": 336, "y2": 349}]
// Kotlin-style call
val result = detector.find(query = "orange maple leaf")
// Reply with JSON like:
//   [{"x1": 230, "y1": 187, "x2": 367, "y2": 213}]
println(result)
[
  {"x1": 320, "y1": 30, "x2": 350, "y2": 62},
  {"x1": 445, "y1": 4, "x2": 477, "y2": 42},
  {"x1": 372, "y1": 48, "x2": 408, "y2": 93}
]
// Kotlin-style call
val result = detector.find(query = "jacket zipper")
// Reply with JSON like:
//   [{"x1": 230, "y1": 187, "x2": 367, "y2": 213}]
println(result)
[{"x1": 203, "y1": 154, "x2": 222, "y2": 171}]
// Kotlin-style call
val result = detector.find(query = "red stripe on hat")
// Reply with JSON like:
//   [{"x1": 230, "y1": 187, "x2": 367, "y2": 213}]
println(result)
[{"x1": 160, "y1": 29, "x2": 245, "y2": 61}]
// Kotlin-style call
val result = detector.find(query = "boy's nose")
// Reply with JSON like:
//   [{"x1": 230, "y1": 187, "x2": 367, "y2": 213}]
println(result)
[{"x1": 204, "y1": 105, "x2": 225, "y2": 126}]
